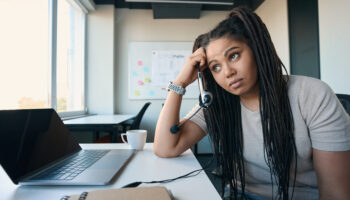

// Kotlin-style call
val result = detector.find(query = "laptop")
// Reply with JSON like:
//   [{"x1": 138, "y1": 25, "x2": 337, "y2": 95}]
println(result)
[{"x1": 0, "y1": 108, "x2": 135, "y2": 185}]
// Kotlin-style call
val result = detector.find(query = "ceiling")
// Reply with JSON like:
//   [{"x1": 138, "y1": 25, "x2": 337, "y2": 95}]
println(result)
[
  {"x1": 93, "y1": 0, "x2": 264, "y2": 11},
  {"x1": 92, "y1": 0, "x2": 264, "y2": 18}
]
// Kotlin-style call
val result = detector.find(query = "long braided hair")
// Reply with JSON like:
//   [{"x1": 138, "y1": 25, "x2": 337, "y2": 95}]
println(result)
[{"x1": 197, "y1": 7, "x2": 297, "y2": 199}]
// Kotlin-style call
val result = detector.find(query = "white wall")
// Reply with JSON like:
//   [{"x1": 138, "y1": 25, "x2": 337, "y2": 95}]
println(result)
[
  {"x1": 114, "y1": 9, "x2": 227, "y2": 144},
  {"x1": 319, "y1": 0, "x2": 350, "y2": 94},
  {"x1": 87, "y1": 5, "x2": 115, "y2": 114},
  {"x1": 255, "y1": 0, "x2": 290, "y2": 73}
]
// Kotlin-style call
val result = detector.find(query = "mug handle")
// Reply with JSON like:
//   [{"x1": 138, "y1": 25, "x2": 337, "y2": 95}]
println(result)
[{"x1": 121, "y1": 133, "x2": 128, "y2": 144}]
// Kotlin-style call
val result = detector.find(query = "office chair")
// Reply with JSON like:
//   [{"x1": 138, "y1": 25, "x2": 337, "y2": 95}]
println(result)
[
  {"x1": 336, "y1": 94, "x2": 350, "y2": 115},
  {"x1": 94, "y1": 102, "x2": 151, "y2": 143},
  {"x1": 121, "y1": 102, "x2": 151, "y2": 132}
]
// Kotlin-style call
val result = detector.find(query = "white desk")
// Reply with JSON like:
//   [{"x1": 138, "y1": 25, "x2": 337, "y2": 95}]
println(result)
[
  {"x1": 63, "y1": 115, "x2": 135, "y2": 125},
  {"x1": 63, "y1": 114, "x2": 135, "y2": 142},
  {"x1": 0, "y1": 143, "x2": 221, "y2": 200}
]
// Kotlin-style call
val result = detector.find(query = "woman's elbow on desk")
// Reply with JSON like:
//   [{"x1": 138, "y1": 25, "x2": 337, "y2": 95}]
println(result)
[
  {"x1": 153, "y1": 145, "x2": 181, "y2": 158},
  {"x1": 153, "y1": 129, "x2": 184, "y2": 158}
]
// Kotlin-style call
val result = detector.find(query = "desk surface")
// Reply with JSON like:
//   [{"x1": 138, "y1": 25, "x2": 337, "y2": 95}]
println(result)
[
  {"x1": 0, "y1": 143, "x2": 221, "y2": 200},
  {"x1": 63, "y1": 114, "x2": 135, "y2": 125}
]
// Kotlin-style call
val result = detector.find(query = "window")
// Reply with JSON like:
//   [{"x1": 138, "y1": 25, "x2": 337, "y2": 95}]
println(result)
[
  {"x1": 0, "y1": 0, "x2": 49, "y2": 110},
  {"x1": 0, "y1": 0, "x2": 86, "y2": 116},
  {"x1": 56, "y1": 0, "x2": 85, "y2": 113}
]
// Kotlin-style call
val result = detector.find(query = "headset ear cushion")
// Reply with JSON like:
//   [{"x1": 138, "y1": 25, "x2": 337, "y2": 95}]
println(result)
[
  {"x1": 203, "y1": 93, "x2": 211, "y2": 103},
  {"x1": 203, "y1": 91, "x2": 213, "y2": 107},
  {"x1": 199, "y1": 91, "x2": 213, "y2": 108}
]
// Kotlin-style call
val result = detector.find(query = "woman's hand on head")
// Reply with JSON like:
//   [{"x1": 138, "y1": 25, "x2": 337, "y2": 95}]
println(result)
[{"x1": 174, "y1": 47, "x2": 207, "y2": 87}]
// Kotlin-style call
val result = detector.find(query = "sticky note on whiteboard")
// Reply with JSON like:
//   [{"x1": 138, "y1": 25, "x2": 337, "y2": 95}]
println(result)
[{"x1": 137, "y1": 80, "x2": 144, "y2": 85}]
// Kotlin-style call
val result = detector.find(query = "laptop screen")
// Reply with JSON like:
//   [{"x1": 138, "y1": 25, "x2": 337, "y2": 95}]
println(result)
[{"x1": 0, "y1": 109, "x2": 81, "y2": 184}]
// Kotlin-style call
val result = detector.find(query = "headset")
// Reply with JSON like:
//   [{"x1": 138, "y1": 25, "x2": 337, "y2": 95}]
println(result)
[
  {"x1": 197, "y1": 64, "x2": 213, "y2": 108},
  {"x1": 170, "y1": 63, "x2": 213, "y2": 134}
]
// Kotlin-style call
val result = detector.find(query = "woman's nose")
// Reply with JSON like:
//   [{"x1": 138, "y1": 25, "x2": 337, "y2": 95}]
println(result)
[{"x1": 223, "y1": 63, "x2": 236, "y2": 78}]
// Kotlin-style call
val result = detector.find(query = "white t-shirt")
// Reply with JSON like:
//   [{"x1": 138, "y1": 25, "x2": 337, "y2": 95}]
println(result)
[{"x1": 185, "y1": 75, "x2": 350, "y2": 199}]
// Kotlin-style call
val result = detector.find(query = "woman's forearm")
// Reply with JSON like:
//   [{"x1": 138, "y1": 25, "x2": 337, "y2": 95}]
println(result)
[
  {"x1": 154, "y1": 47, "x2": 207, "y2": 157},
  {"x1": 154, "y1": 89, "x2": 184, "y2": 157}
]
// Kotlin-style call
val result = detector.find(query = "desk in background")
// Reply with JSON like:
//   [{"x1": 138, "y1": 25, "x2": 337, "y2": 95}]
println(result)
[
  {"x1": 0, "y1": 143, "x2": 221, "y2": 200},
  {"x1": 63, "y1": 114, "x2": 135, "y2": 142}
]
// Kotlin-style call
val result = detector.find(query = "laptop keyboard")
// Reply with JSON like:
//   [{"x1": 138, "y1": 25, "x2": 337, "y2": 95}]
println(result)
[{"x1": 33, "y1": 150, "x2": 110, "y2": 181}]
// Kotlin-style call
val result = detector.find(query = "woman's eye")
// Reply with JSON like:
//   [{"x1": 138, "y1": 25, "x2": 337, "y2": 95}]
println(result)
[
  {"x1": 211, "y1": 65, "x2": 221, "y2": 72},
  {"x1": 230, "y1": 53, "x2": 239, "y2": 61}
]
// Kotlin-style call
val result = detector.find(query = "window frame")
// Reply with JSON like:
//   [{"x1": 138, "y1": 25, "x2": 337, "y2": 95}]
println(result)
[{"x1": 49, "y1": 0, "x2": 87, "y2": 118}]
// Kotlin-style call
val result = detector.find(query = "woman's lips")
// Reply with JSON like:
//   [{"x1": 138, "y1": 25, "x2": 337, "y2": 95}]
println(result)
[{"x1": 229, "y1": 79, "x2": 243, "y2": 89}]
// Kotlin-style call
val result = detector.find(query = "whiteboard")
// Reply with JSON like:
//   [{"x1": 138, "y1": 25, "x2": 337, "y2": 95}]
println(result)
[{"x1": 128, "y1": 42, "x2": 199, "y2": 99}]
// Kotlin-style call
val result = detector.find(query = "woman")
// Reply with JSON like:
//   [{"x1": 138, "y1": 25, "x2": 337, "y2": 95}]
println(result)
[{"x1": 154, "y1": 7, "x2": 350, "y2": 200}]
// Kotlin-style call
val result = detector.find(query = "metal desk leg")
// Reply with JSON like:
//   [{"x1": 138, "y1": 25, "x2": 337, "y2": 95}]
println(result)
[
  {"x1": 111, "y1": 128, "x2": 119, "y2": 143},
  {"x1": 94, "y1": 131, "x2": 100, "y2": 142},
  {"x1": 194, "y1": 143, "x2": 198, "y2": 156}
]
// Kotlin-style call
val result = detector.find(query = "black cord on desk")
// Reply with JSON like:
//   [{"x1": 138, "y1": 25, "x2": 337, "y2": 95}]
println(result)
[{"x1": 122, "y1": 155, "x2": 215, "y2": 188}]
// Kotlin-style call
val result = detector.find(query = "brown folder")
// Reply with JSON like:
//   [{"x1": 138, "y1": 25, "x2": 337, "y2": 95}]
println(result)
[{"x1": 61, "y1": 186, "x2": 173, "y2": 200}]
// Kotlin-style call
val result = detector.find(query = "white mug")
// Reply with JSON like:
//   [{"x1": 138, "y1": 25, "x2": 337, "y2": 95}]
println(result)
[{"x1": 121, "y1": 129, "x2": 147, "y2": 150}]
